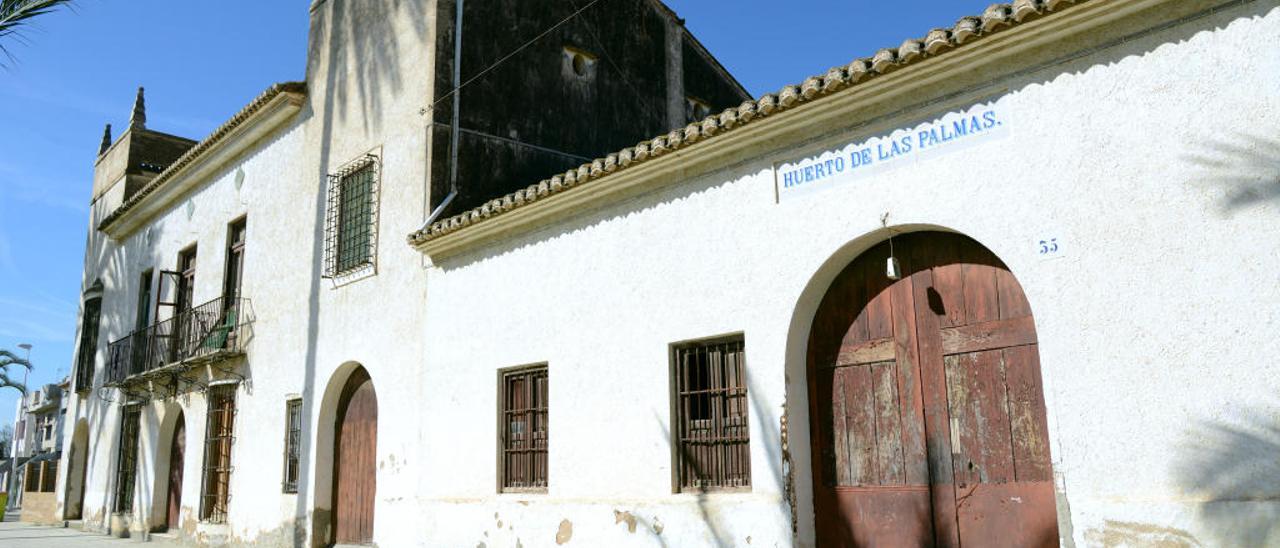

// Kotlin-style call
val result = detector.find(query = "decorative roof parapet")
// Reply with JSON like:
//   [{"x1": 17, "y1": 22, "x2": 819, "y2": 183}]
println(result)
[
  {"x1": 98, "y1": 124, "x2": 112, "y2": 156},
  {"x1": 405, "y1": 0, "x2": 1091, "y2": 248},
  {"x1": 98, "y1": 82, "x2": 307, "y2": 232},
  {"x1": 130, "y1": 86, "x2": 146, "y2": 129}
]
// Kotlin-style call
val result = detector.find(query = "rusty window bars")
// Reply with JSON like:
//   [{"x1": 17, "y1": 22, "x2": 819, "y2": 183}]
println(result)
[
  {"x1": 673, "y1": 337, "x2": 751, "y2": 492},
  {"x1": 200, "y1": 385, "x2": 237, "y2": 523},
  {"x1": 500, "y1": 365, "x2": 548, "y2": 492},
  {"x1": 323, "y1": 155, "x2": 379, "y2": 278},
  {"x1": 282, "y1": 398, "x2": 302, "y2": 494},
  {"x1": 113, "y1": 407, "x2": 142, "y2": 512}
]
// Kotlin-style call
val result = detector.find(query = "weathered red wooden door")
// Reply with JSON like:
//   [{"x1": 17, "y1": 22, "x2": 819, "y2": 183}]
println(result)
[
  {"x1": 808, "y1": 232, "x2": 1057, "y2": 547},
  {"x1": 167, "y1": 414, "x2": 185, "y2": 530},
  {"x1": 334, "y1": 368, "x2": 377, "y2": 545}
]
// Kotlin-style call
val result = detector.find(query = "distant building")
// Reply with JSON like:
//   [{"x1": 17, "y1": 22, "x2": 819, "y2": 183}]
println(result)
[
  {"x1": 56, "y1": 0, "x2": 1280, "y2": 546},
  {"x1": 5, "y1": 379, "x2": 67, "y2": 518}
]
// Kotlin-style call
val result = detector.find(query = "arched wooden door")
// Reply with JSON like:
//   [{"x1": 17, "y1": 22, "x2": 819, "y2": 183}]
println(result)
[
  {"x1": 333, "y1": 367, "x2": 378, "y2": 545},
  {"x1": 166, "y1": 413, "x2": 185, "y2": 530},
  {"x1": 808, "y1": 232, "x2": 1058, "y2": 547}
]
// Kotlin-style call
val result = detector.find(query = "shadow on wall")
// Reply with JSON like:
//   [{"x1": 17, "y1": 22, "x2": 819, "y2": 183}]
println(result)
[
  {"x1": 640, "y1": 368, "x2": 792, "y2": 548},
  {"x1": 1184, "y1": 134, "x2": 1280, "y2": 215},
  {"x1": 296, "y1": 2, "x2": 427, "y2": 547},
  {"x1": 1175, "y1": 412, "x2": 1280, "y2": 546}
]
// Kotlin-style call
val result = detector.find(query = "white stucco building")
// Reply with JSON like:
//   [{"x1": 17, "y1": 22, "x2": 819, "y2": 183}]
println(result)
[{"x1": 53, "y1": 0, "x2": 1279, "y2": 546}]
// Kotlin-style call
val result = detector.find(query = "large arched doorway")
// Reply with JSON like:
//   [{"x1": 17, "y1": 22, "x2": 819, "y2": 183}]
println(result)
[
  {"x1": 165, "y1": 412, "x2": 186, "y2": 531},
  {"x1": 332, "y1": 366, "x2": 377, "y2": 545},
  {"x1": 807, "y1": 231, "x2": 1057, "y2": 547}
]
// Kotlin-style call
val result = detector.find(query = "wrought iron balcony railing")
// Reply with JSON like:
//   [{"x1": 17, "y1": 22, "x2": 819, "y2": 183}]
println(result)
[{"x1": 105, "y1": 297, "x2": 250, "y2": 386}]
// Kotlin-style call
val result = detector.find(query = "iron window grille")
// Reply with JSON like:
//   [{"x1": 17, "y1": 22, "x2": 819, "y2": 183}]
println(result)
[
  {"x1": 673, "y1": 337, "x2": 751, "y2": 492},
  {"x1": 282, "y1": 398, "x2": 302, "y2": 493},
  {"x1": 323, "y1": 154, "x2": 379, "y2": 278},
  {"x1": 500, "y1": 365, "x2": 548, "y2": 492},
  {"x1": 200, "y1": 385, "x2": 237, "y2": 523},
  {"x1": 113, "y1": 407, "x2": 142, "y2": 512},
  {"x1": 74, "y1": 297, "x2": 102, "y2": 391}
]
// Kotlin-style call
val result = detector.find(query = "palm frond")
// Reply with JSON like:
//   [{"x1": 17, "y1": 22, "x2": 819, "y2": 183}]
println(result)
[{"x1": 0, "y1": 0, "x2": 75, "y2": 66}]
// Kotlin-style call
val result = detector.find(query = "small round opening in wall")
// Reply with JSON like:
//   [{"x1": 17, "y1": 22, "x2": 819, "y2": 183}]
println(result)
[{"x1": 572, "y1": 53, "x2": 587, "y2": 76}]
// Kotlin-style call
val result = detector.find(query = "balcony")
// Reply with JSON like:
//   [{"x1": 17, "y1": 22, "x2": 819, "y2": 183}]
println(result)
[{"x1": 105, "y1": 296, "x2": 251, "y2": 387}]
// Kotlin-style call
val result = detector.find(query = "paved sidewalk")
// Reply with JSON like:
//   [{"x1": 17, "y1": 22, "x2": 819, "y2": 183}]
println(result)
[{"x1": 0, "y1": 520, "x2": 181, "y2": 547}]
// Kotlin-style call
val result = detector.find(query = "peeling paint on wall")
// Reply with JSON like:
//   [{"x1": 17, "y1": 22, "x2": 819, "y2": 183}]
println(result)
[
  {"x1": 555, "y1": 519, "x2": 573, "y2": 544},
  {"x1": 613, "y1": 510, "x2": 638, "y2": 533},
  {"x1": 1083, "y1": 520, "x2": 1202, "y2": 548}
]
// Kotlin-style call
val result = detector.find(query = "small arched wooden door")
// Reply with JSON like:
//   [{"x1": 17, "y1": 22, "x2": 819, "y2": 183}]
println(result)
[
  {"x1": 166, "y1": 413, "x2": 186, "y2": 530},
  {"x1": 333, "y1": 367, "x2": 378, "y2": 545},
  {"x1": 808, "y1": 232, "x2": 1058, "y2": 547}
]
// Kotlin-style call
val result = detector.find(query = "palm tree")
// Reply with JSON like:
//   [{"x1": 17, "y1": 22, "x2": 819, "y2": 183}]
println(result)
[
  {"x1": 0, "y1": 349, "x2": 31, "y2": 393},
  {"x1": 0, "y1": 0, "x2": 76, "y2": 65}
]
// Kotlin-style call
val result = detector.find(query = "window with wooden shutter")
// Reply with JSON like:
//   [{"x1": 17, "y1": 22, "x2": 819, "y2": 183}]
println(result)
[
  {"x1": 500, "y1": 365, "x2": 548, "y2": 492},
  {"x1": 323, "y1": 155, "x2": 379, "y2": 278},
  {"x1": 673, "y1": 337, "x2": 751, "y2": 492},
  {"x1": 74, "y1": 296, "x2": 102, "y2": 392}
]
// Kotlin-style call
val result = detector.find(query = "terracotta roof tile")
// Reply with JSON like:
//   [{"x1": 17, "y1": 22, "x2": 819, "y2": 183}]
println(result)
[
  {"x1": 402, "y1": 0, "x2": 1089, "y2": 246},
  {"x1": 98, "y1": 82, "x2": 307, "y2": 232}
]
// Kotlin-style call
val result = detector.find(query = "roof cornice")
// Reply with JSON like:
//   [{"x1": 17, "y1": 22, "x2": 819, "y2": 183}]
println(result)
[
  {"x1": 410, "y1": 0, "x2": 1191, "y2": 259},
  {"x1": 99, "y1": 82, "x2": 307, "y2": 240}
]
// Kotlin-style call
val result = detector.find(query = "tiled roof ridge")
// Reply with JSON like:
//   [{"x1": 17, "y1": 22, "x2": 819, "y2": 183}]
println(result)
[
  {"x1": 98, "y1": 81, "x2": 308, "y2": 231},
  {"x1": 408, "y1": 0, "x2": 1087, "y2": 246}
]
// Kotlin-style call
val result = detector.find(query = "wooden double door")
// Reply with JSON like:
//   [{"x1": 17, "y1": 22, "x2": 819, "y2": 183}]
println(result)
[{"x1": 808, "y1": 232, "x2": 1058, "y2": 547}]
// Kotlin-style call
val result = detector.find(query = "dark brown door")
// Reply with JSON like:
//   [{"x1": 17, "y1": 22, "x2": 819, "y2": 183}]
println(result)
[
  {"x1": 167, "y1": 414, "x2": 186, "y2": 530},
  {"x1": 333, "y1": 368, "x2": 377, "y2": 545},
  {"x1": 808, "y1": 232, "x2": 1057, "y2": 547}
]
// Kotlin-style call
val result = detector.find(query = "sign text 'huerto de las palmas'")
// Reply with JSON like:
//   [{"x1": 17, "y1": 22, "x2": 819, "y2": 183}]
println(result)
[{"x1": 775, "y1": 102, "x2": 1011, "y2": 200}]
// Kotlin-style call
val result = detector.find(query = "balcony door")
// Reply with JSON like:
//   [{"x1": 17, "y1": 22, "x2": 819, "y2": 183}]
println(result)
[
  {"x1": 130, "y1": 270, "x2": 153, "y2": 376},
  {"x1": 219, "y1": 219, "x2": 246, "y2": 349}
]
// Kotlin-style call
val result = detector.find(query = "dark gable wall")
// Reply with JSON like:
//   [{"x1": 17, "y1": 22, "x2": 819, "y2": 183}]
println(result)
[
  {"x1": 683, "y1": 39, "x2": 746, "y2": 120},
  {"x1": 431, "y1": 0, "x2": 748, "y2": 216}
]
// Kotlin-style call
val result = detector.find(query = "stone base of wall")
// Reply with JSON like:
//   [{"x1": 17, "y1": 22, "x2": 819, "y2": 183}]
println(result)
[{"x1": 109, "y1": 512, "x2": 133, "y2": 537}]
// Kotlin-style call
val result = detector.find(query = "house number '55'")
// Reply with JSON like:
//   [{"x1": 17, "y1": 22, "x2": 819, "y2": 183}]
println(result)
[{"x1": 1038, "y1": 238, "x2": 1059, "y2": 255}]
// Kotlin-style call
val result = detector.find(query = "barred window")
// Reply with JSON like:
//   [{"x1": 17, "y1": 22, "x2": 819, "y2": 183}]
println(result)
[
  {"x1": 74, "y1": 296, "x2": 102, "y2": 391},
  {"x1": 500, "y1": 366, "x2": 548, "y2": 492},
  {"x1": 673, "y1": 337, "x2": 751, "y2": 492},
  {"x1": 324, "y1": 155, "x2": 379, "y2": 278},
  {"x1": 282, "y1": 398, "x2": 302, "y2": 493},
  {"x1": 200, "y1": 385, "x2": 237, "y2": 523},
  {"x1": 114, "y1": 407, "x2": 142, "y2": 511}
]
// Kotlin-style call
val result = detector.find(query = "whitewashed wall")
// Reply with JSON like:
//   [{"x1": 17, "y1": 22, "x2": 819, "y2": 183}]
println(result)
[
  {"x1": 421, "y1": 3, "x2": 1280, "y2": 547},
  {"x1": 55, "y1": 1, "x2": 1280, "y2": 547}
]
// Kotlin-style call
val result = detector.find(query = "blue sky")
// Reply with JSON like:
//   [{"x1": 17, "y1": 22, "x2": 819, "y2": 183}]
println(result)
[{"x1": 0, "y1": 0, "x2": 993, "y2": 426}]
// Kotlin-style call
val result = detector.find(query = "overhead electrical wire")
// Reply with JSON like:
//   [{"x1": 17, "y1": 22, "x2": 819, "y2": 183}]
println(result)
[{"x1": 430, "y1": 0, "x2": 608, "y2": 110}]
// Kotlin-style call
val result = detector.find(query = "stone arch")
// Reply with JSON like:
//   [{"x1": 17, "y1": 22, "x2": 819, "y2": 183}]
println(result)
[
  {"x1": 313, "y1": 361, "x2": 378, "y2": 544},
  {"x1": 782, "y1": 224, "x2": 955, "y2": 544},
  {"x1": 62, "y1": 418, "x2": 91, "y2": 520},
  {"x1": 145, "y1": 401, "x2": 186, "y2": 532}
]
